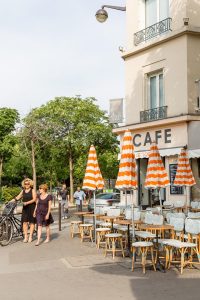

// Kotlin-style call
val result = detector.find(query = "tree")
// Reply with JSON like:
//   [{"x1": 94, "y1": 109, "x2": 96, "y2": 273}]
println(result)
[
  {"x1": 27, "y1": 96, "x2": 119, "y2": 201},
  {"x1": 0, "y1": 108, "x2": 19, "y2": 190}
]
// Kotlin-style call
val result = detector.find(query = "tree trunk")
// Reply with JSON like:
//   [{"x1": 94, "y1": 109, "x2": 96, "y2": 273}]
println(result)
[
  {"x1": 31, "y1": 139, "x2": 37, "y2": 193},
  {"x1": 0, "y1": 157, "x2": 3, "y2": 190},
  {"x1": 69, "y1": 150, "x2": 74, "y2": 203}
]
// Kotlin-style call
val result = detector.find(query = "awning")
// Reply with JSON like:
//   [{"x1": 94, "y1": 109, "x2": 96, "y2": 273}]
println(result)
[
  {"x1": 188, "y1": 149, "x2": 200, "y2": 158},
  {"x1": 134, "y1": 148, "x2": 200, "y2": 159}
]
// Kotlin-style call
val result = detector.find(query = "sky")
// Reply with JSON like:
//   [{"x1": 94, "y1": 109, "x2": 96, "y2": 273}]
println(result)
[{"x1": 0, "y1": 0, "x2": 126, "y2": 117}]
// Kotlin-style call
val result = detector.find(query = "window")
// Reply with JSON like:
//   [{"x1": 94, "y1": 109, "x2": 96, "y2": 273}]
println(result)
[
  {"x1": 145, "y1": 0, "x2": 169, "y2": 27},
  {"x1": 148, "y1": 72, "x2": 164, "y2": 109}
]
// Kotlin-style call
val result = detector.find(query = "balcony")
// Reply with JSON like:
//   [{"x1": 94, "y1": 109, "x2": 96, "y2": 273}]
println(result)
[
  {"x1": 134, "y1": 18, "x2": 172, "y2": 46},
  {"x1": 140, "y1": 106, "x2": 168, "y2": 123}
]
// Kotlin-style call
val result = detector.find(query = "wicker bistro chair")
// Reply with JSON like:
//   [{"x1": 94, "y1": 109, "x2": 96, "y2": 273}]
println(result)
[
  {"x1": 169, "y1": 217, "x2": 185, "y2": 241},
  {"x1": 144, "y1": 213, "x2": 164, "y2": 238},
  {"x1": 162, "y1": 219, "x2": 200, "y2": 274},
  {"x1": 185, "y1": 218, "x2": 200, "y2": 252}
]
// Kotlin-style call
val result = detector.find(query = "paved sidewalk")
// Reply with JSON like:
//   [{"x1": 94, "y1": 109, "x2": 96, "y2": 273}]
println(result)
[{"x1": 0, "y1": 225, "x2": 200, "y2": 300}]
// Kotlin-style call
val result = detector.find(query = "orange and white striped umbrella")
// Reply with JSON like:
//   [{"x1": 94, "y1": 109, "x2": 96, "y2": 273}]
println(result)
[
  {"x1": 174, "y1": 148, "x2": 196, "y2": 186},
  {"x1": 145, "y1": 142, "x2": 170, "y2": 189},
  {"x1": 115, "y1": 130, "x2": 137, "y2": 190},
  {"x1": 82, "y1": 145, "x2": 104, "y2": 190}
]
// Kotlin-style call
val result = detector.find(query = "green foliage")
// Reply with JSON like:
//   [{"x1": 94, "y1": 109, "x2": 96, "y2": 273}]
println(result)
[
  {"x1": 2, "y1": 97, "x2": 120, "y2": 189},
  {"x1": 0, "y1": 108, "x2": 19, "y2": 142},
  {"x1": 1, "y1": 186, "x2": 21, "y2": 202}
]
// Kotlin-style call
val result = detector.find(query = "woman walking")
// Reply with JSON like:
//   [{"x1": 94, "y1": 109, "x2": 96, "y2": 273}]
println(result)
[
  {"x1": 34, "y1": 184, "x2": 54, "y2": 246},
  {"x1": 14, "y1": 178, "x2": 36, "y2": 243}
]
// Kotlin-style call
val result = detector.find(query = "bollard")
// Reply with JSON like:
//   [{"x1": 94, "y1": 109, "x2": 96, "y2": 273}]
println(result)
[{"x1": 58, "y1": 201, "x2": 61, "y2": 231}]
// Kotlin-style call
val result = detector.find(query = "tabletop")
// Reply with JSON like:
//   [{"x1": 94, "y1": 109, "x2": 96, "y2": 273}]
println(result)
[
  {"x1": 99, "y1": 215, "x2": 124, "y2": 221},
  {"x1": 114, "y1": 219, "x2": 143, "y2": 226},
  {"x1": 139, "y1": 224, "x2": 174, "y2": 231},
  {"x1": 73, "y1": 211, "x2": 92, "y2": 216},
  {"x1": 83, "y1": 213, "x2": 102, "y2": 218}
]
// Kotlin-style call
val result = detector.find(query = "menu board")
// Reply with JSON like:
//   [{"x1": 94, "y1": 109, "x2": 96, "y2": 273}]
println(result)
[{"x1": 169, "y1": 164, "x2": 184, "y2": 195}]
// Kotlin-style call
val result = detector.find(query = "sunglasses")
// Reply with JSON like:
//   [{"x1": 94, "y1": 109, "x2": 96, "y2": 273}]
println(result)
[{"x1": 24, "y1": 183, "x2": 30, "y2": 186}]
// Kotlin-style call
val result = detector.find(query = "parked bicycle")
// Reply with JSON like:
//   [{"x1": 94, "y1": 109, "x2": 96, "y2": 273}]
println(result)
[{"x1": 0, "y1": 201, "x2": 23, "y2": 246}]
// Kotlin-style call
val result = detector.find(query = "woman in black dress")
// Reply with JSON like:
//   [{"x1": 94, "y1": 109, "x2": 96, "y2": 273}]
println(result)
[
  {"x1": 33, "y1": 183, "x2": 54, "y2": 246},
  {"x1": 14, "y1": 178, "x2": 36, "y2": 243}
]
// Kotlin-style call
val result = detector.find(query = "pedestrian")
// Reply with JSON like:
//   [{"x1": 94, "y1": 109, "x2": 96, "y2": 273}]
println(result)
[
  {"x1": 33, "y1": 183, "x2": 54, "y2": 246},
  {"x1": 59, "y1": 184, "x2": 69, "y2": 219},
  {"x1": 12, "y1": 178, "x2": 36, "y2": 243},
  {"x1": 73, "y1": 186, "x2": 86, "y2": 211}
]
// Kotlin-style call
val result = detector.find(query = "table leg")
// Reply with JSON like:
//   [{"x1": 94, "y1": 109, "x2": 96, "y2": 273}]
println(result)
[{"x1": 155, "y1": 231, "x2": 166, "y2": 272}]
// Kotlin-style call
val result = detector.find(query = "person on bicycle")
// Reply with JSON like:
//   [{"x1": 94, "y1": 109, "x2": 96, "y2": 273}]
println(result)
[{"x1": 13, "y1": 178, "x2": 36, "y2": 243}]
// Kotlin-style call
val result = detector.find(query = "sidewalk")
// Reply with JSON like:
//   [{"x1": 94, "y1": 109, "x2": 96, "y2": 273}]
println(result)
[{"x1": 0, "y1": 223, "x2": 200, "y2": 300}]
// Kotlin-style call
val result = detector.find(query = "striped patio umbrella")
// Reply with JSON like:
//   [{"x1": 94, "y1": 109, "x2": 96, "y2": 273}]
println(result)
[
  {"x1": 82, "y1": 145, "x2": 104, "y2": 242},
  {"x1": 145, "y1": 142, "x2": 170, "y2": 212},
  {"x1": 115, "y1": 130, "x2": 137, "y2": 190},
  {"x1": 82, "y1": 145, "x2": 104, "y2": 191},
  {"x1": 174, "y1": 148, "x2": 196, "y2": 187},
  {"x1": 115, "y1": 129, "x2": 137, "y2": 240},
  {"x1": 173, "y1": 148, "x2": 196, "y2": 207}
]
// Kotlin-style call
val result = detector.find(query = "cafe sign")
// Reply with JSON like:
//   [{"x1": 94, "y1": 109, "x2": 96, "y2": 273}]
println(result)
[{"x1": 126, "y1": 123, "x2": 188, "y2": 152}]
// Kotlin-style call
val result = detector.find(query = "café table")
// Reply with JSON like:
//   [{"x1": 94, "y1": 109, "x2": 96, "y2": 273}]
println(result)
[
  {"x1": 99, "y1": 215, "x2": 124, "y2": 231},
  {"x1": 190, "y1": 208, "x2": 200, "y2": 213},
  {"x1": 73, "y1": 211, "x2": 93, "y2": 223},
  {"x1": 139, "y1": 224, "x2": 174, "y2": 272}
]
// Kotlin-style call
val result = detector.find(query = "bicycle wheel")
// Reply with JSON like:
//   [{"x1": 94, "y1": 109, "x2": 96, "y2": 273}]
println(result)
[{"x1": 0, "y1": 219, "x2": 13, "y2": 246}]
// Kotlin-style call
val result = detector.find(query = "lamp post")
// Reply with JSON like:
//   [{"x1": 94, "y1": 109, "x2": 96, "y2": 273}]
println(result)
[{"x1": 95, "y1": 5, "x2": 126, "y2": 23}]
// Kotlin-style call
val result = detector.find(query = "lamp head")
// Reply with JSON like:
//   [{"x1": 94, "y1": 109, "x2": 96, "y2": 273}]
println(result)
[{"x1": 95, "y1": 8, "x2": 108, "y2": 23}]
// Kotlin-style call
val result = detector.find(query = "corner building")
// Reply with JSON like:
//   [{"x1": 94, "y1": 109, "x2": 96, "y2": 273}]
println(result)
[{"x1": 114, "y1": 0, "x2": 200, "y2": 206}]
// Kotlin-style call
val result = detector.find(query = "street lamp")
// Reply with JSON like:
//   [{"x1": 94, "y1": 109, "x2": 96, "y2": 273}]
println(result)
[{"x1": 95, "y1": 5, "x2": 126, "y2": 23}]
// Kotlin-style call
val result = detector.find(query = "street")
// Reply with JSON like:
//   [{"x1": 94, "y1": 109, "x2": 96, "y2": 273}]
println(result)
[{"x1": 0, "y1": 209, "x2": 200, "y2": 300}]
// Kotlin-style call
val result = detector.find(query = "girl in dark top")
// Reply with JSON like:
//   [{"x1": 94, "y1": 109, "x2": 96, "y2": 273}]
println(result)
[
  {"x1": 13, "y1": 178, "x2": 36, "y2": 243},
  {"x1": 33, "y1": 183, "x2": 54, "y2": 246}
]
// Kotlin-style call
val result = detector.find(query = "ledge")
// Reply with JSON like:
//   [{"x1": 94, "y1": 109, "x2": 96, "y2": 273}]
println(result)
[
  {"x1": 113, "y1": 114, "x2": 200, "y2": 134},
  {"x1": 121, "y1": 26, "x2": 200, "y2": 60}
]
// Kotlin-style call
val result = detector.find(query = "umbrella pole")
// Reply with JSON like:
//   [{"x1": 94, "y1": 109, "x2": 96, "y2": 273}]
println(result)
[
  {"x1": 125, "y1": 190, "x2": 127, "y2": 207},
  {"x1": 94, "y1": 190, "x2": 96, "y2": 243},
  {"x1": 158, "y1": 188, "x2": 163, "y2": 215},
  {"x1": 131, "y1": 189, "x2": 135, "y2": 240}
]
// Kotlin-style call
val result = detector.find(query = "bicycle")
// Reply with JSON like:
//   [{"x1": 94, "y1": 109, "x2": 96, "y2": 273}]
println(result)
[{"x1": 0, "y1": 201, "x2": 23, "y2": 246}]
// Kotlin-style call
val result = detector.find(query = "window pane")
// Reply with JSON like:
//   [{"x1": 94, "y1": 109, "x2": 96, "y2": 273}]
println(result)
[
  {"x1": 145, "y1": 0, "x2": 157, "y2": 27},
  {"x1": 159, "y1": 74, "x2": 164, "y2": 106},
  {"x1": 150, "y1": 76, "x2": 157, "y2": 108},
  {"x1": 159, "y1": 0, "x2": 169, "y2": 20}
]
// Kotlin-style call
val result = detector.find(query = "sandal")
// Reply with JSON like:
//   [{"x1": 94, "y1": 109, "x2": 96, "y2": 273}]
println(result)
[
  {"x1": 44, "y1": 239, "x2": 49, "y2": 243},
  {"x1": 28, "y1": 237, "x2": 33, "y2": 243},
  {"x1": 23, "y1": 238, "x2": 28, "y2": 243},
  {"x1": 35, "y1": 242, "x2": 40, "y2": 246}
]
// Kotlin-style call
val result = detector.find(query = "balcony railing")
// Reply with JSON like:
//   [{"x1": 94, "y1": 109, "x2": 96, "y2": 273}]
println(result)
[
  {"x1": 134, "y1": 18, "x2": 172, "y2": 46},
  {"x1": 140, "y1": 106, "x2": 168, "y2": 123}
]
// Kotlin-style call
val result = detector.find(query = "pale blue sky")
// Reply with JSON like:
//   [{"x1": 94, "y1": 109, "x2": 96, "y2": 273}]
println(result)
[{"x1": 0, "y1": 0, "x2": 125, "y2": 117}]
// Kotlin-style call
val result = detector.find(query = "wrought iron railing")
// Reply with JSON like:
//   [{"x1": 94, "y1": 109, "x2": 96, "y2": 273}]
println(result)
[
  {"x1": 134, "y1": 18, "x2": 172, "y2": 46},
  {"x1": 140, "y1": 106, "x2": 168, "y2": 123}
]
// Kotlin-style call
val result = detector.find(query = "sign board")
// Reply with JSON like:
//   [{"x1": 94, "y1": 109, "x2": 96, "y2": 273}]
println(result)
[
  {"x1": 169, "y1": 164, "x2": 184, "y2": 195},
  {"x1": 109, "y1": 98, "x2": 123, "y2": 124}
]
